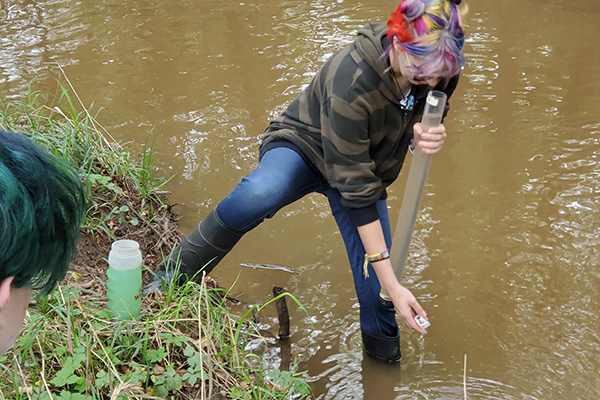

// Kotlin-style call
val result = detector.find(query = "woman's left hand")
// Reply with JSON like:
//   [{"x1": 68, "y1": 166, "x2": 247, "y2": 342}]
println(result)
[
  {"x1": 413, "y1": 123, "x2": 447, "y2": 154},
  {"x1": 387, "y1": 283, "x2": 429, "y2": 334}
]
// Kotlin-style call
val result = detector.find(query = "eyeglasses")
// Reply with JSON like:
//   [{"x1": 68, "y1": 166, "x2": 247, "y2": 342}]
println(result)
[
  {"x1": 412, "y1": 75, "x2": 436, "y2": 83},
  {"x1": 404, "y1": 53, "x2": 441, "y2": 84}
]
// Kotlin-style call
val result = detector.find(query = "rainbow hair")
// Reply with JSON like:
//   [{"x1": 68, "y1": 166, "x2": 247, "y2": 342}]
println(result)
[
  {"x1": 387, "y1": 0, "x2": 467, "y2": 78},
  {"x1": 0, "y1": 130, "x2": 85, "y2": 294}
]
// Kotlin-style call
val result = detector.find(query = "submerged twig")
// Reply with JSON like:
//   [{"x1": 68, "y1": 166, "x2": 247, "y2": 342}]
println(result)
[{"x1": 240, "y1": 263, "x2": 295, "y2": 274}]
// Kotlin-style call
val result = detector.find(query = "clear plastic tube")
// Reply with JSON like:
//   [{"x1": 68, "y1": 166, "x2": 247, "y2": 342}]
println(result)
[{"x1": 381, "y1": 90, "x2": 447, "y2": 303}]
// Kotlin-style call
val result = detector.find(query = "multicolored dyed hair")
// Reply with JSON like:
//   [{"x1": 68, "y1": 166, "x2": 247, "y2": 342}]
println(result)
[
  {"x1": 0, "y1": 130, "x2": 85, "y2": 294},
  {"x1": 387, "y1": 0, "x2": 467, "y2": 78}
]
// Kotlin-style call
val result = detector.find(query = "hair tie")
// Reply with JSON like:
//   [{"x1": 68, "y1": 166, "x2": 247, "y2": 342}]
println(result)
[{"x1": 452, "y1": 0, "x2": 462, "y2": 4}]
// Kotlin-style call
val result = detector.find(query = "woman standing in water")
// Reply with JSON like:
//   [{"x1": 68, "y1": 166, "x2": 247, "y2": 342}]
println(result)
[{"x1": 146, "y1": 0, "x2": 466, "y2": 362}]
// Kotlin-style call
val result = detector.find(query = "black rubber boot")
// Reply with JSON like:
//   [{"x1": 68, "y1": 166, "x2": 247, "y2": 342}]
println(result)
[
  {"x1": 142, "y1": 209, "x2": 243, "y2": 296},
  {"x1": 361, "y1": 329, "x2": 401, "y2": 363}
]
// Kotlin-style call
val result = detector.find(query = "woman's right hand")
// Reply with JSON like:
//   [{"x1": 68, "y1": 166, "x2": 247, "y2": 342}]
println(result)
[{"x1": 413, "y1": 122, "x2": 447, "y2": 154}]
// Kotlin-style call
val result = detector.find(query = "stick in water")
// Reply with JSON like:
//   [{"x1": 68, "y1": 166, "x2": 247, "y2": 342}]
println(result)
[{"x1": 272, "y1": 286, "x2": 290, "y2": 339}]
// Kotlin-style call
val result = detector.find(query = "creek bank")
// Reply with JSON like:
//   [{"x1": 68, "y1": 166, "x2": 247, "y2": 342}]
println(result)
[{"x1": 0, "y1": 90, "x2": 311, "y2": 400}]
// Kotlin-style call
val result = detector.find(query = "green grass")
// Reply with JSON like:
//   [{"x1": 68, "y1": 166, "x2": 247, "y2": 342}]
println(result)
[
  {"x1": 0, "y1": 280, "x2": 311, "y2": 399},
  {"x1": 0, "y1": 82, "x2": 312, "y2": 399},
  {"x1": 1, "y1": 77, "x2": 169, "y2": 241}
]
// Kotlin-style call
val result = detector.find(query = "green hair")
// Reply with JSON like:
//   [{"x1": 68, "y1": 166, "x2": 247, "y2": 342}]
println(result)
[{"x1": 0, "y1": 130, "x2": 86, "y2": 294}]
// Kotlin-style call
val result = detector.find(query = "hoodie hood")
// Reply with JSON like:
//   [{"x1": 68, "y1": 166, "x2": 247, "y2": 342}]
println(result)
[
  {"x1": 355, "y1": 23, "x2": 389, "y2": 77},
  {"x1": 354, "y1": 23, "x2": 400, "y2": 103}
]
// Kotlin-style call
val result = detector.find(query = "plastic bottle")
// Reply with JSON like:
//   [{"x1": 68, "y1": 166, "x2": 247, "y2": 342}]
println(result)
[{"x1": 107, "y1": 239, "x2": 142, "y2": 319}]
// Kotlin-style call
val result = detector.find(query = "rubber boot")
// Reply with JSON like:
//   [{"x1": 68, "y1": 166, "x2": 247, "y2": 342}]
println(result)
[
  {"x1": 361, "y1": 329, "x2": 401, "y2": 363},
  {"x1": 142, "y1": 209, "x2": 243, "y2": 296}
]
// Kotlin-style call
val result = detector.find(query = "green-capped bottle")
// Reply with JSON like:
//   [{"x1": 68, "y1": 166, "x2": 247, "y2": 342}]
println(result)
[{"x1": 107, "y1": 240, "x2": 142, "y2": 319}]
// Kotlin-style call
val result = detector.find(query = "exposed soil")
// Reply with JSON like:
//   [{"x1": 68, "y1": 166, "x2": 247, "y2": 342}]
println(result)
[{"x1": 64, "y1": 174, "x2": 184, "y2": 295}]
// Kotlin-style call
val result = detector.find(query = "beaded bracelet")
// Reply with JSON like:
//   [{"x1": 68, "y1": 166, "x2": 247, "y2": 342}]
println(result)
[{"x1": 362, "y1": 249, "x2": 390, "y2": 278}]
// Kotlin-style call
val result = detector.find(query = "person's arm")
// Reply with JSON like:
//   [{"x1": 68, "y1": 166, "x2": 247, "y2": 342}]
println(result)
[
  {"x1": 357, "y1": 220, "x2": 428, "y2": 334},
  {"x1": 355, "y1": 122, "x2": 448, "y2": 334}
]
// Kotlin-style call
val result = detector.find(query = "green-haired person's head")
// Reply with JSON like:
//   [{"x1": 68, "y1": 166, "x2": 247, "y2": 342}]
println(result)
[{"x1": 0, "y1": 130, "x2": 85, "y2": 355}]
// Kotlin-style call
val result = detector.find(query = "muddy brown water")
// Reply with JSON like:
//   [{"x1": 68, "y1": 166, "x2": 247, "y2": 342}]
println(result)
[{"x1": 2, "y1": 0, "x2": 600, "y2": 398}]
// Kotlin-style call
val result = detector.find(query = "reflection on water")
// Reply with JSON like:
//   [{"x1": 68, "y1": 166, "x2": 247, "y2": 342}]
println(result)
[{"x1": 2, "y1": 0, "x2": 600, "y2": 398}]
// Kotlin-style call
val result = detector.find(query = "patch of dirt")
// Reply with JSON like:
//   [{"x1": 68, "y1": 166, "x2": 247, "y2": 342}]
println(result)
[{"x1": 64, "y1": 175, "x2": 184, "y2": 295}]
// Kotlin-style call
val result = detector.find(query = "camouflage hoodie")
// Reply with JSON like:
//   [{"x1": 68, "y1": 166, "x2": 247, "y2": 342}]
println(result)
[{"x1": 260, "y1": 23, "x2": 458, "y2": 225}]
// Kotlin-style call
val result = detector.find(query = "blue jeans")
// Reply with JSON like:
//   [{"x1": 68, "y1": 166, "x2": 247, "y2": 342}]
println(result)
[{"x1": 216, "y1": 147, "x2": 398, "y2": 337}]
